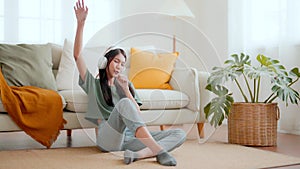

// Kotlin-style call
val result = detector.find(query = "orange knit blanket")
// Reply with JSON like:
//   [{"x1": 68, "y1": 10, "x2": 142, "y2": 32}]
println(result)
[{"x1": 0, "y1": 69, "x2": 66, "y2": 148}]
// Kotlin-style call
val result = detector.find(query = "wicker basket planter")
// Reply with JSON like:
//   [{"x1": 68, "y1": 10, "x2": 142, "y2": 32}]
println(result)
[{"x1": 228, "y1": 102, "x2": 280, "y2": 146}]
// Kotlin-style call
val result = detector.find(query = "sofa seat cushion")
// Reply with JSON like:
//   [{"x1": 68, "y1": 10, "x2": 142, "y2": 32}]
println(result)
[
  {"x1": 137, "y1": 89, "x2": 189, "y2": 110},
  {"x1": 60, "y1": 89, "x2": 189, "y2": 112},
  {"x1": 0, "y1": 94, "x2": 67, "y2": 112},
  {"x1": 59, "y1": 90, "x2": 88, "y2": 113}
]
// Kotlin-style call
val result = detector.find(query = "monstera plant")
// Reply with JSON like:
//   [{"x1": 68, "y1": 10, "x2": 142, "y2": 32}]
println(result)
[{"x1": 204, "y1": 53, "x2": 300, "y2": 127}]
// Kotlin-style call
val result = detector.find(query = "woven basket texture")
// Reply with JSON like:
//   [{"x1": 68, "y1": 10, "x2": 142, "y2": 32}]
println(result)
[{"x1": 228, "y1": 102, "x2": 279, "y2": 146}]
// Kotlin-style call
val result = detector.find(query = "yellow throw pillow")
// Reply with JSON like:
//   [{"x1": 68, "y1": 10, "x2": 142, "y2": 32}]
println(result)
[{"x1": 129, "y1": 47, "x2": 178, "y2": 89}]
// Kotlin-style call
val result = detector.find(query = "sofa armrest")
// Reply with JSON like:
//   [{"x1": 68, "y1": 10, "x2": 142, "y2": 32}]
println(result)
[
  {"x1": 169, "y1": 68, "x2": 200, "y2": 112},
  {"x1": 198, "y1": 71, "x2": 211, "y2": 119}
]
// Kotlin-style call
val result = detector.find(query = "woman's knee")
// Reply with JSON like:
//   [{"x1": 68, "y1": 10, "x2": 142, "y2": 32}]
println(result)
[
  {"x1": 167, "y1": 129, "x2": 186, "y2": 152},
  {"x1": 175, "y1": 129, "x2": 186, "y2": 138},
  {"x1": 116, "y1": 98, "x2": 139, "y2": 115},
  {"x1": 118, "y1": 98, "x2": 132, "y2": 106},
  {"x1": 172, "y1": 129, "x2": 187, "y2": 142},
  {"x1": 116, "y1": 98, "x2": 136, "y2": 112}
]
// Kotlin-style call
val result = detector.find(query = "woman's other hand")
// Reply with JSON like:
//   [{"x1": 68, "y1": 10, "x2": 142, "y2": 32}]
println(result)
[
  {"x1": 74, "y1": 0, "x2": 88, "y2": 24},
  {"x1": 117, "y1": 75, "x2": 141, "y2": 111},
  {"x1": 117, "y1": 74, "x2": 130, "y2": 93}
]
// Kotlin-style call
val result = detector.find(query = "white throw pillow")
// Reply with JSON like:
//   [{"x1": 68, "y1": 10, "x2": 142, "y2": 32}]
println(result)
[{"x1": 56, "y1": 39, "x2": 80, "y2": 90}]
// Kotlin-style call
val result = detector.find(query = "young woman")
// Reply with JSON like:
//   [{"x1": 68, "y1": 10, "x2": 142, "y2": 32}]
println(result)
[{"x1": 73, "y1": 0, "x2": 186, "y2": 166}]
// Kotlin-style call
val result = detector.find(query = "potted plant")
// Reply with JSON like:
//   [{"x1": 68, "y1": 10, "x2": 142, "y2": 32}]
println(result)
[{"x1": 204, "y1": 53, "x2": 300, "y2": 146}]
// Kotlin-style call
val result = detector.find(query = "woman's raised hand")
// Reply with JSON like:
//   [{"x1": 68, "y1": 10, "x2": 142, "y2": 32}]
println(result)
[
  {"x1": 73, "y1": 0, "x2": 88, "y2": 80},
  {"x1": 74, "y1": 0, "x2": 88, "y2": 24}
]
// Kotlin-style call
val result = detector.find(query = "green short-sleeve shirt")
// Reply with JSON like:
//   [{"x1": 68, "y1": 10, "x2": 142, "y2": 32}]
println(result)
[{"x1": 79, "y1": 71, "x2": 142, "y2": 124}]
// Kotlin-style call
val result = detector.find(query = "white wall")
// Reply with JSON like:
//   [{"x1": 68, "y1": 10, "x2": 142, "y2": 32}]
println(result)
[
  {"x1": 86, "y1": 0, "x2": 228, "y2": 72},
  {"x1": 185, "y1": 0, "x2": 228, "y2": 69}
]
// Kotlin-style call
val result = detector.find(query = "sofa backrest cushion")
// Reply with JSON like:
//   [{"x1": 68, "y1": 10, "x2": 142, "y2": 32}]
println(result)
[
  {"x1": 55, "y1": 39, "x2": 78, "y2": 90},
  {"x1": 0, "y1": 43, "x2": 57, "y2": 91},
  {"x1": 129, "y1": 47, "x2": 178, "y2": 90},
  {"x1": 48, "y1": 43, "x2": 63, "y2": 77}
]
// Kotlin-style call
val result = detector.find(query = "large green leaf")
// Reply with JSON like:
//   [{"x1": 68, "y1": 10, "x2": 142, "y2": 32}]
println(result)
[
  {"x1": 225, "y1": 53, "x2": 251, "y2": 69},
  {"x1": 207, "y1": 66, "x2": 238, "y2": 85},
  {"x1": 204, "y1": 85, "x2": 234, "y2": 127},
  {"x1": 208, "y1": 53, "x2": 251, "y2": 86},
  {"x1": 205, "y1": 84, "x2": 230, "y2": 97},
  {"x1": 256, "y1": 54, "x2": 287, "y2": 76},
  {"x1": 290, "y1": 67, "x2": 300, "y2": 78},
  {"x1": 272, "y1": 80, "x2": 300, "y2": 105},
  {"x1": 244, "y1": 64, "x2": 274, "y2": 80}
]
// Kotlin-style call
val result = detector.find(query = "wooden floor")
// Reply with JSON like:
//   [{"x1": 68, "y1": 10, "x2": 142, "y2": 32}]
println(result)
[
  {"x1": 207, "y1": 125, "x2": 300, "y2": 169},
  {"x1": 0, "y1": 124, "x2": 300, "y2": 169}
]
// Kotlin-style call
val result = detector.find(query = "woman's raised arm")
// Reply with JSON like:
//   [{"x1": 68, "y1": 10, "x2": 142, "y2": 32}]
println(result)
[{"x1": 73, "y1": 0, "x2": 88, "y2": 81}]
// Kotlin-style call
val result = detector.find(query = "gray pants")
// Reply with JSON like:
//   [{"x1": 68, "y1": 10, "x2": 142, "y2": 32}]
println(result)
[{"x1": 96, "y1": 98, "x2": 186, "y2": 152}]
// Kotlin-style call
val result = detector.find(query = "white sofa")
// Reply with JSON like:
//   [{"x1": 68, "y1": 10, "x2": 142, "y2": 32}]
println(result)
[{"x1": 0, "y1": 42, "x2": 210, "y2": 139}]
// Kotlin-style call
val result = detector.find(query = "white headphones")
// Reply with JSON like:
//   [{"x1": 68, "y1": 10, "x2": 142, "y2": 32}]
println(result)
[
  {"x1": 97, "y1": 46, "x2": 125, "y2": 70},
  {"x1": 97, "y1": 56, "x2": 108, "y2": 69}
]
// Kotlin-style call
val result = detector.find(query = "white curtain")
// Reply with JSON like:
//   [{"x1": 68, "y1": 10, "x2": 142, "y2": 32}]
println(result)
[
  {"x1": 228, "y1": 0, "x2": 300, "y2": 135},
  {"x1": 0, "y1": 0, "x2": 118, "y2": 45}
]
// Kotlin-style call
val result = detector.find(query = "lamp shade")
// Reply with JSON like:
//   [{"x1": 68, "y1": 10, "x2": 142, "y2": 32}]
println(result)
[{"x1": 121, "y1": 0, "x2": 194, "y2": 18}]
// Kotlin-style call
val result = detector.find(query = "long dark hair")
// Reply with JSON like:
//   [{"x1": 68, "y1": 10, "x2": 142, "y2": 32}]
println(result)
[{"x1": 98, "y1": 48, "x2": 135, "y2": 106}]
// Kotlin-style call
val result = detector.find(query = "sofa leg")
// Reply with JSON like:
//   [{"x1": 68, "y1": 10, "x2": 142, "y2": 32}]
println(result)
[
  {"x1": 67, "y1": 129, "x2": 72, "y2": 137},
  {"x1": 160, "y1": 125, "x2": 166, "y2": 131},
  {"x1": 197, "y1": 123, "x2": 205, "y2": 138}
]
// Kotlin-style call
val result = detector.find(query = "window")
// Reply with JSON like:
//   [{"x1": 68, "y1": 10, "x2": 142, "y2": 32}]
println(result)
[
  {"x1": 248, "y1": 0, "x2": 283, "y2": 47},
  {"x1": 0, "y1": 0, "x2": 117, "y2": 44},
  {"x1": 228, "y1": 0, "x2": 300, "y2": 135},
  {"x1": 229, "y1": 0, "x2": 300, "y2": 50},
  {"x1": 0, "y1": 0, "x2": 4, "y2": 41}
]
